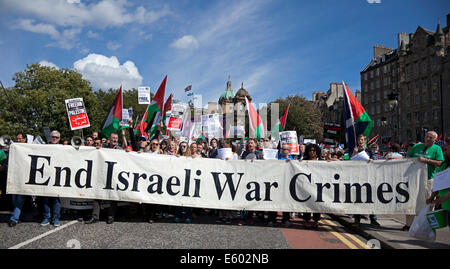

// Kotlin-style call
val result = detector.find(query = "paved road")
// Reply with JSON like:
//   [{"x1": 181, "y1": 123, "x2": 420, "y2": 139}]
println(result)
[{"x1": 0, "y1": 210, "x2": 371, "y2": 250}]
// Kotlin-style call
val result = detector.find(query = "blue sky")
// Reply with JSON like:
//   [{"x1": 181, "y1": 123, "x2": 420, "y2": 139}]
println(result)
[{"x1": 0, "y1": 0, "x2": 448, "y2": 106}]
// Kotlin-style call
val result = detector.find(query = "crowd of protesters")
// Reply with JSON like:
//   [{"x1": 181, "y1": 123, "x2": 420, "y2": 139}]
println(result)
[{"x1": 0, "y1": 121, "x2": 448, "y2": 231}]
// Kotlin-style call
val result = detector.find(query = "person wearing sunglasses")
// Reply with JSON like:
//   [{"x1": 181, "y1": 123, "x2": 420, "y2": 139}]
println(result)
[{"x1": 40, "y1": 131, "x2": 62, "y2": 227}]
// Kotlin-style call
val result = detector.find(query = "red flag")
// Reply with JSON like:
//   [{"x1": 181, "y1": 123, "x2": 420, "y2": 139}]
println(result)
[
  {"x1": 163, "y1": 93, "x2": 173, "y2": 116},
  {"x1": 437, "y1": 133, "x2": 442, "y2": 141}
]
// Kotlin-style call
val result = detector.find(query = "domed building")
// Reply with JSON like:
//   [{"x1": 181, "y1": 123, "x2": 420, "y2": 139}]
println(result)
[{"x1": 218, "y1": 75, "x2": 252, "y2": 138}]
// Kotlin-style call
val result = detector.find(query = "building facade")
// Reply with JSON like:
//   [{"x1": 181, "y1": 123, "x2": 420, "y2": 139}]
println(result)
[{"x1": 360, "y1": 14, "x2": 450, "y2": 145}]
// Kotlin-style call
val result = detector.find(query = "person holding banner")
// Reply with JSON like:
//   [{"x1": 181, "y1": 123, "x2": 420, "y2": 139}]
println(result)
[
  {"x1": 427, "y1": 137, "x2": 450, "y2": 226},
  {"x1": 208, "y1": 138, "x2": 219, "y2": 159},
  {"x1": 84, "y1": 135, "x2": 94, "y2": 146},
  {"x1": 173, "y1": 141, "x2": 193, "y2": 223},
  {"x1": 190, "y1": 143, "x2": 201, "y2": 158},
  {"x1": 8, "y1": 132, "x2": 29, "y2": 227},
  {"x1": 403, "y1": 131, "x2": 444, "y2": 231},
  {"x1": 267, "y1": 144, "x2": 295, "y2": 227},
  {"x1": 301, "y1": 143, "x2": 323, "y2": 228},
  {"x1": 238, "y1": 138, "x2": 264, "y2": 226},
  {"x1": 40, "y1": 131, "x2": 62, "y2": 227},
  {"x1": 350, "y1": 134, "x2": 381, "y2": 227}
]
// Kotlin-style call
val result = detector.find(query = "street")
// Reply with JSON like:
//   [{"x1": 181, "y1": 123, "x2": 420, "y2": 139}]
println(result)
[{"x1": 0, "y1": 209, "x2": 372, "y2": 250}]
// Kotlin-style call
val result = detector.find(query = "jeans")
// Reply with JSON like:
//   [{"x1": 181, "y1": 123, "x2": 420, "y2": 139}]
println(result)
[
  {"x1": 42, "y1": 197, "x2": 61, "y2": 221},
  {"x1": 10, "y1": 194, "x2": 26, "y2": 223}
]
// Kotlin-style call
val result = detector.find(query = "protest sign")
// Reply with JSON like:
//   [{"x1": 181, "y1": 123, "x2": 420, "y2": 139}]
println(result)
[
  {"x1": 168, "y1": 103, "x2": 187, "y2": 131},
  {"x1": 65, "y1": 98, "x2": 90, "y2": 130},
  {"x1": 351, "y1": 150, "x2": 370, "y2": 161},
  {"x1": 202, "y1": 114, "x2": 222, "y2": 138},
  {"x1": 7, "y1": 144, "x2": 428, "y2": 214},
  {"x1": 138, "y1": 86, "x2": 151, "y2": 104},
  {"x1": 217, "y1": 148, "x2": 233, "y2": 159},
  {"x1": 280, "y1": 131, "x2": 299, "y2": 155},
  {"x1": 432, "y1": 169, "x2": 450, "y2": 192},
  {"x1": 263, "y1": 149, "x2": 279, "y2": 160}
]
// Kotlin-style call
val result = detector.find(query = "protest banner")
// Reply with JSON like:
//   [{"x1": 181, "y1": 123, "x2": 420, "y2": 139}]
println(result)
[
  {"x1": 280, "y1": 131, "x2": 299, "y2": 155},
  {"x1": 168, "y1": 103, "x2": 187, "y2": 131},
  {"x1": 65, "y1": 98, "x2": 90, "y2": 130},
  {"x1": 138, "y1": 86, "x2": 151, "y2": 104},
  {"x1": 7, "y1": 143, "x2": 427, "y2": 214}
]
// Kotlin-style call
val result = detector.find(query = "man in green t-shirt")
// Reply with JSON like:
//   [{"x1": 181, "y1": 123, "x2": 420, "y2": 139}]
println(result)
[{"x1": 402, "y1": 131, "x2": 444, "y2": 231}]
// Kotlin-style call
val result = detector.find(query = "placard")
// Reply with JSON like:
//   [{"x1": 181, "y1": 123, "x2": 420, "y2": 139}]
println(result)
[
  {"x1": 279, "y1": 131, "x2": 299, "y2": 155},
  {"x1": 65, "y1": 98, "x2": 90, "y2": 130},
  {"x1": 432, "y1": 168, "x2": 450, "y2": 192},
  {"x1": 138, "y1": 86, "x2": 151, "y2": 104},
  {"x1": 217, "y1": 148, "x2": 233, "y2": 159},
  {"x1": 263, "y1": 149, "x2": 279, "y2": 160},
  {"x1": 168, "y1": 104, "x2": 187, "y2": 131}
]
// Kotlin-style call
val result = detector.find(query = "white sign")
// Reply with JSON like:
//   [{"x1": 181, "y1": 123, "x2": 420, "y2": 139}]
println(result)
[
  {"x1": 7, "y1": 144, "x2": 428, "y2": 214},
  {"x1": 202, "y1": 114, "x2": 222, "y2": 138},
  {"x1": 138, "y1": 86, "x2": 151, "y2": 104},
  {"x1": 263, "y1": 149, "x2": 279, "y2": 160},
  {"x1": 280, "y1": 131, "x2": 299, "y2": 155},
  {"x1": 432, "y1": 168, "x2": 450, "y2": 192},
  {"x1": 217, "y1": 148, "x2": 233, "y2": 159},
  {"x1": 351, "y1": 151, "x2": 370, "y2": 161}
]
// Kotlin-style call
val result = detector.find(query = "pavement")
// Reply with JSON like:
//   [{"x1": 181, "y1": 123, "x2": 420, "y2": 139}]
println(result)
[{"x1": 330, "y1": 213, "x2": 450, "y2": 249}]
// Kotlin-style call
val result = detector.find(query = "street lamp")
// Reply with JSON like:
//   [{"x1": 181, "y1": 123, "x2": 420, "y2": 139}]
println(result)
[{"x1": 387, "y1": 92, "x2": 399, "y2": 143}]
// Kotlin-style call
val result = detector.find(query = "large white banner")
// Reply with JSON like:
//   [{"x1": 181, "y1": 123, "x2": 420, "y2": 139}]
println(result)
[{"x1": 7, "y1": 144, "x2": 428, "y2": 214}]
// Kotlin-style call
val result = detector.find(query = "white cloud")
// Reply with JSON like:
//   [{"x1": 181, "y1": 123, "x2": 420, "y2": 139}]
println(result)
[
  {"x1": 2, "y1": 0, "x2": 171, "y2": 28},
  {"x1": 13, "y1": 19, "x2": 60, "y2": 39},
  {"x1": 170, "y1": 35, "x2": 199, "y2": 50},
  {"x1": 106, "y1": 41, "x2": 122, "y2": 51},
  {"x1": 39, "y1": 60, "x2": 59, "y2": 69},
  {"x1": 87, "y1": 30, "x2": 101, "y2": 39},
  {"x1": 73, "y1": 53, "x2": 142, "y2": 90}
]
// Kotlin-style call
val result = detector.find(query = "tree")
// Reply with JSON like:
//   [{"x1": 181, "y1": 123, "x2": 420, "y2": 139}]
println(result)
[
  {"x1": 0, "y1": 63, "x2": 101, "y2": 141},
  {"x1": 269, "y1": 94, "x2": 323, "y2": 141}
]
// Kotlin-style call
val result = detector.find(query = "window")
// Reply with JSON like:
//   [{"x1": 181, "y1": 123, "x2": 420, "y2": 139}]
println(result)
[
  {"x1": 434, "y1": 109, "x2": 439, "y2": 120},
  {"x1": 376, "y1": 80, "x2": 380, "y2": 88},
  {"x1": 376, "y1": 92, "x2": 380, "y2": 101},
  {"x1": 376, "y1": 68, "x2": 380, "y2": 76},
  {"x1": 376, "y1": 104, "x2": 381, "y2": 114},
  {"x1": 370, "y1": 82, "x2": 374, "y2": 90},
  {"x1": 364, "y1": 73, "x2": 368, "y2": 81},
  {"x1": 415, "y1": 112, "x2": 420, "y2": 123},
  {"x1": 424, "y1": 111, "x2": 428, "y2": 121},
  {"x1": 370, "y1": 70, "x2": 374, "y2": 78},
  {"x1": 407, "y1": 113, "x2": 412, "y2": 124}
]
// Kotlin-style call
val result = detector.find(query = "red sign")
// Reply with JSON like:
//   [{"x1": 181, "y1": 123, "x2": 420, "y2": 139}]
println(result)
[{"x1": 65, "y1": 98, "x2": 91, "y2": 130}]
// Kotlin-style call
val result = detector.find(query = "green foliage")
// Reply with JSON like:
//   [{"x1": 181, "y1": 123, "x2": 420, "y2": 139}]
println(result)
[
  {"x1": 270, "y1": 94, "x2": 323, "y2": 141},
  {"x1": 0, "y1": 63, "x2": 152, "y2": 142}
]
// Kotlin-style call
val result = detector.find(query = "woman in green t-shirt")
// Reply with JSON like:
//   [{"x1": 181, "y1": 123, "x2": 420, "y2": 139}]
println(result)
[{"x1": 427, "y1": 137, "x2": 450, "y2": 224}]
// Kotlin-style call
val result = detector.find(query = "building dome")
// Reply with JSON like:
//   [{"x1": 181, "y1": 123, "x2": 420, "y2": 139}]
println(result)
[
  {"x1": 234, "y1": 82, "x2": 252, "y2": 103},
  {"x1": 218, "y1": 75, "x2": 235, "y2": 105}
]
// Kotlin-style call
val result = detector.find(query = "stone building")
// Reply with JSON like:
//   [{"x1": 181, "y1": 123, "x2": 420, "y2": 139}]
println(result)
[
  {"x1": 217, "y1": 75, "x2": 252, "y2": 137},
  {"x1": 313, "y1": 83, "x2": 361, "y2": 144},
  {"x1": 360, "y1": 14, "x2": 450, "y2": 144}
]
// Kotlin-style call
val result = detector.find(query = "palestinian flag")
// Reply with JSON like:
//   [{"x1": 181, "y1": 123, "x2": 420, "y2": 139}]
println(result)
[
  {"x1": 135, "y1": 111, "x2": 148, "y2": 139},
  {"x1": 343, "y1": 82, "x2": 373, "y2": 152},
  {"x1": 144, "y1": 75, "x2": 167, "y2": 138},
  {"x1": 100, "y1": 86, "x2": 122, "y2": 138},
  {"x1": 162, "y1": 93, "x2": 173, "y2": 124},
  {"x1": 245, "y1": 96, "x2": 265, "y2": 140},
  {"x1": 271, "y1": 104, "x2": 290, "y2": 141}
]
